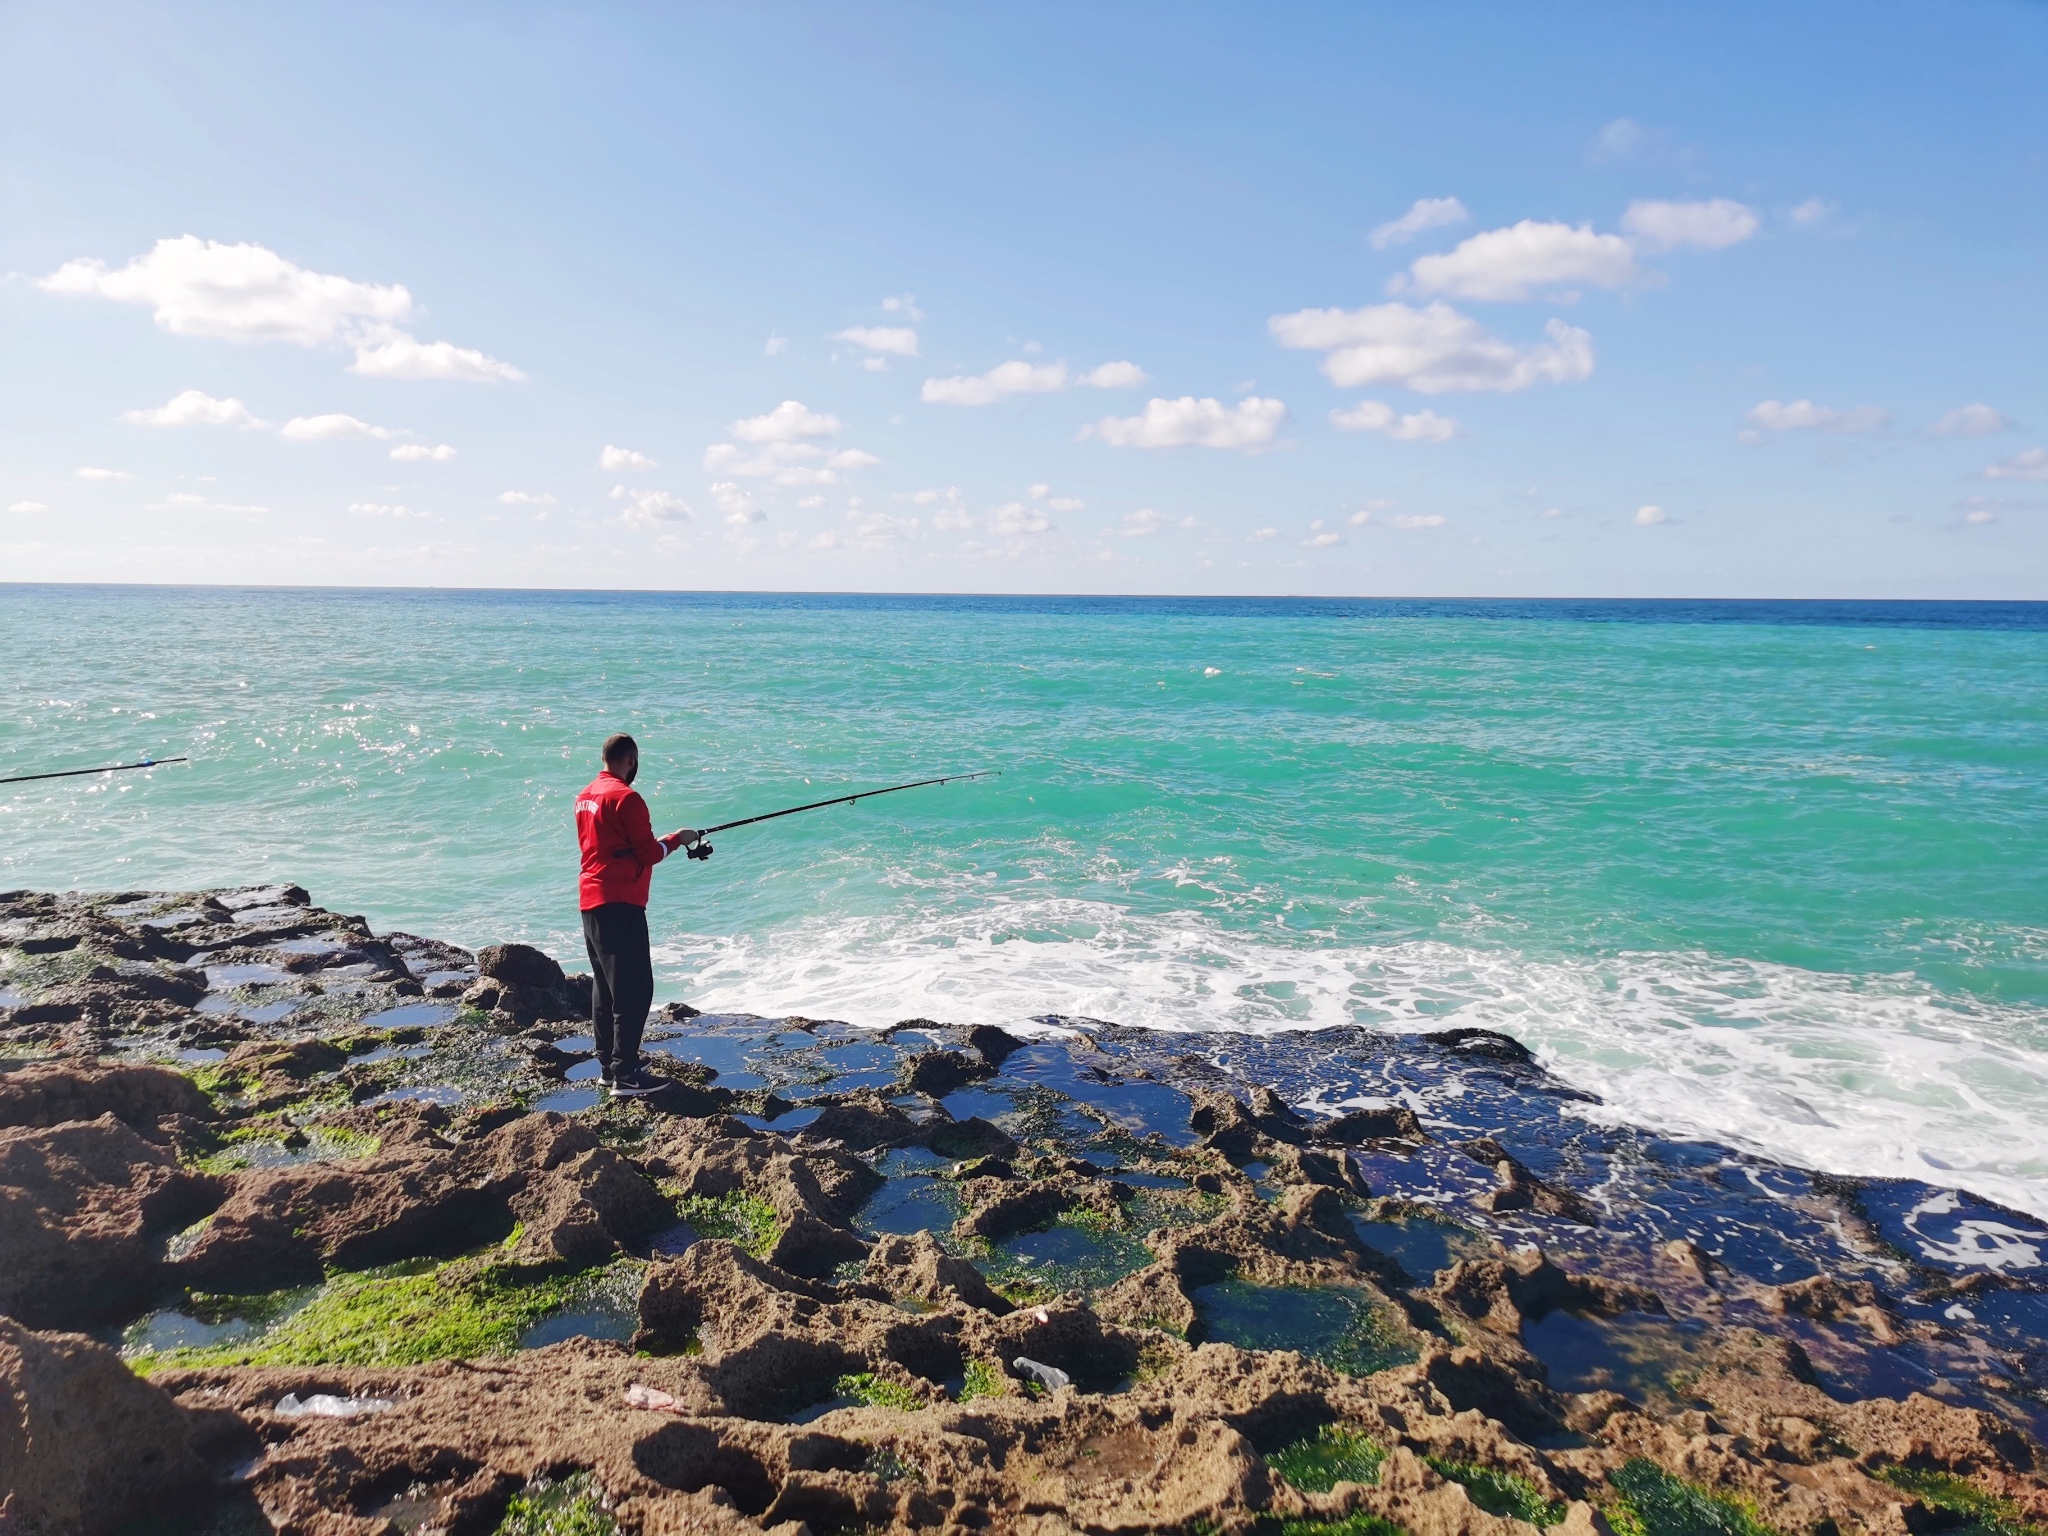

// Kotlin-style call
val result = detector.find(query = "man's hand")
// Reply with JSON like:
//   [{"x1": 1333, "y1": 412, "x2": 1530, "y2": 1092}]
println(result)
[{"x1": 663, "y1": 829, "x2": 712, "y2": 860}]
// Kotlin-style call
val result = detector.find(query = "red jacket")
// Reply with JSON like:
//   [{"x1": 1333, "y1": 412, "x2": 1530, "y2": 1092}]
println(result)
[{"x1": 576, "y1": 771, "x2": 670, "y2": 909}]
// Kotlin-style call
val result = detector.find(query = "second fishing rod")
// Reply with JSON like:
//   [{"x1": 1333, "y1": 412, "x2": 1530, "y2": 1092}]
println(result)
[{"x1": 670, "y1": 769, "x2": 998, "y2": 859}]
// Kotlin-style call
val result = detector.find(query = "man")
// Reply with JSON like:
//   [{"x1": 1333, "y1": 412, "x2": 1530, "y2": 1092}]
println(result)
[{"x1": 575, "y1": 733, "x2": 709, "y2": 1096}]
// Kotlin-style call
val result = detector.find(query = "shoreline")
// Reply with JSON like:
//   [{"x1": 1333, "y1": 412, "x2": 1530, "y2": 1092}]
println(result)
[{"x1": 2, "y1": 882, "x2": 2045, "y2": 1535}]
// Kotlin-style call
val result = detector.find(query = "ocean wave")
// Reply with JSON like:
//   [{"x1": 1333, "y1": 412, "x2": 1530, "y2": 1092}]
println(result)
[{"x1": 656, "y1": 895, "x2": 2048, "y2": 1220}]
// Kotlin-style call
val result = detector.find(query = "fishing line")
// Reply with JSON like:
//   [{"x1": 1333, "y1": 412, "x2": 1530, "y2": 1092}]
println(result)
[{"x1": 0, "y1": 756, "x2": 189, "y2": 786}]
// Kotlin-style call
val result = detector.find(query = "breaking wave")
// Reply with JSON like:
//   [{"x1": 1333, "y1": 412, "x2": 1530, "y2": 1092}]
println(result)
[{"x1": 657, "y1": 895, "x2": 2048, "y2": 1220}]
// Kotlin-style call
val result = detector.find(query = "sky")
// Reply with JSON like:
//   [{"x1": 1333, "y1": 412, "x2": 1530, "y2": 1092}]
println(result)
[{"x1": 2, "y1": 2, "x2": 2045, "y2": 598}]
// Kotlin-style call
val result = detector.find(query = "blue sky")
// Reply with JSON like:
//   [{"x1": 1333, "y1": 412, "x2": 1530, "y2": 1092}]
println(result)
[{"x1": 3, "y1": 2, "x2": 2044, "y2": 597}]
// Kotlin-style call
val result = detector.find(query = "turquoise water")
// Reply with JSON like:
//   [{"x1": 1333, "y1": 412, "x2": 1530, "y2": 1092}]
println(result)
[{"x1": 4, "y1": 586, "x2": 2046, "y2": 1213}]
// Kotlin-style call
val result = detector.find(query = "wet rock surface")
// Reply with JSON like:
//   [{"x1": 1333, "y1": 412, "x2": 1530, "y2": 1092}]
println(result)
[{"x1": 0, "y1": 885, "x2": 2043, "y2": 1536}]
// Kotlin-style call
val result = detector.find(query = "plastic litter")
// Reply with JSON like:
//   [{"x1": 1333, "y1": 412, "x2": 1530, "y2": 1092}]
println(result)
[
  {"x1": 624, "y1": 1382, "x2": 684, "y2": 1414},
  {"x1": 273, "y1": 1392, "x2": 394, "y2": 1419},
  {"x1": 1011, "y1": 1356, "x2": 1070, "y2": 1392},
  {"x1": 1032, "y1": 1306, "x2": 1051, "y2": 1324}
]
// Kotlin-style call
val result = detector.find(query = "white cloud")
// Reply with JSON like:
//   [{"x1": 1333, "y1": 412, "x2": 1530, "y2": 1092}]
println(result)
[
  {"x1": 499, "y1": 490, "x2": 557, "y2": 506},
  {"x1": 764, "y1": 334, "x2": 789, "y2": 357},
  {"x1": 911, "y1": 486, "x2": 973, "y2": 529},
  {"x1": 1620, "y1": 199, "x2": 1759, "y2": 252},
  {"x1": 1965, "y1": 508, "x2": 1996, "y2": 525},
  {"x1": 1116, "y1": 508, "x2": 1169, "y2": 536},
  {"x1": 1541, "y1": 506, "x2": 1563, "y2": 519},
  {"x1": 1981, "y1": 448, "x2": 2048, "y2": 481},
  {"x1": 1390, "y1": 513, "x2": 1446, "y2": 529},
  {"x1": 75, "y1": 467, "x2": 133, "y2": 480},
  {"x1": 348, "y1": 327, "x2": 524, "y2": 383},
  {"x1": 600, "y1": 445, "x2": 658, "y2": 471},
  {"x1": 1370, "y1": 197, "x2": 1470, "y2": 250},
  {"x1": 704, "y1": 443, "x2": 838, "y2": 484},
  {"x1": 1399, "y1": 220, "x2": 1641, "y2": 301},
  {"x1": 391, "y1": 443, "x2": 457, "y2": 461},
  {"x1": 709, "y1": 482, "x2": 764, "y2": 524},
  {"x1": 1789, "y1": 197, "x2": 1838, "y2": 225},
  {"x1": 1932, "y1": 404, "x2": 2012, "y2": 437},
  {"x1": 923, "y1": 360, "x2": 1067, "y2": 406},
  {"x1": 44, "y1": 238, "x2": 526, "y2": 384},
  {"x1": 854, "y1": 511, "x2": 918, "y2": 542},
  {"x1": 1329, "y1": 400, "x2": 1460, "y2": 442},
  {"x1": 612, "y1": 488, "x2": 693, "y2": 527},
  {"x1": 706, "y1": 404, "x2": 872, "y2": 486},
  {"x1": 1271, "y1": 302, "x2": 1594, "y2": 395},
  {"x1": 1742, "y1": 399, "x2": 1890, "y2": 437},
  {"x1": 921, "y1": 359, "x2": 1145, "y2": 407},
  {"x1": 41, "y1": 235, "x2": 411, "y2": 345},
  {"x1": 988, "y1": 502, "x2": 1052, "y2": 535},
  {"x1": 1633, "y1": 504, "x2": 1667, "y2": 526},
  {"x1": 731, "y1": 401, "x2": 841, "y2": 442},
  {"x1": 1083, "y1": 395, "x2": 1287, "y2": 451},
  {"x1": 1305, "y1": 528, "x2": 1343, "y2": 546},
  {"x1": 1247, "y1": 527, "x2": 1277, "y2": 541},
  {"x1": 1079, "y1": 360, "x2": 1146, "y2": 389},
  {"x1": 280, "y1": 412, "x2": 392, "y2": 441},
  {"x1": 8, "y1": 501, "x2": 49, "y2": 513},
  {"x1": 350, "y1": 502, "x2": 427, "y2": 518},
  {"x1": 795, "y1": 495, "x2": 825, "y2": 510},
  {"x1": 834, "y1": 326, "x2": 919, "y2": 359},
  {"x1": 148, "y1": 492, "x2": 269, "y2": 514},
  {"x1": 1592, "y1": 119, "x2": 1646, "y2": 158},
  {"x1": 881, "y1": 294, "x2": 925, "y2": 321},
  {"x1": 123, "y1": 389, "x2": 266, "y2": 429}
]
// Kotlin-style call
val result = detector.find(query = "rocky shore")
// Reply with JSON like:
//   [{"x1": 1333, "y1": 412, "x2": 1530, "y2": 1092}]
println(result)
[{"x1": 2, "y1": 884, "x2": 2044, "y2": 1536}]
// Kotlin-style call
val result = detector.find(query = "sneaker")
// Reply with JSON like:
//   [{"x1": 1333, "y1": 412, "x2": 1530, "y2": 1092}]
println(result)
[
  {"x1": 609, "y1": 1066, "x2": 663, "y2": 1097},
  {"x1": 598, "y1": 1065, "x2": 616, "y2": 1092}
]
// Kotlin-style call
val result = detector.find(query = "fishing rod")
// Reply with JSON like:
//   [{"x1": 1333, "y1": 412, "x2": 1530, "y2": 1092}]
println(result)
[
  {"x1": 679, "y1": 770, "x2": 998, "y2": 858},
  {"x1": 0, "y1": 756, "x2": 188, "y2": 787}
]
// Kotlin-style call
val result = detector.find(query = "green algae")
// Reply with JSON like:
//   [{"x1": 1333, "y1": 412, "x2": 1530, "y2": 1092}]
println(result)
[
  {"x1": 680, "y1": 1190, "x2": 779, "y2": 1257},
  {"x1": 495, "y1": 1472, "x2": 618, "y2": 1536},
  {"x1": 1192, "y1": 1278, "x2": 1419, "y2": 1376},
  {"x1": 1271, "y1": 1515, "x2": 1407, "y2": 1536},
  {"x1": 835, "y1": 1372, "x2": 924, "y2": 1412},
  {"x1": 1607, "y1": 1459, "x2": 1780, "y2": 1536},
  {"x1": 1872, "y1": 1467, "x2": 2046, "y2": 1536},
  {"x1": 129, "y1": 1257, "x2": 633, "y2": 1374},
  {"x1": 1425, "y1": 1457, "x2": 1565, "y2": 1526},
  {"x1": 958, "y1": 1358, "x2": 1008, "y2": 1401},
  {"x1": 1267, "y1": 1423, "x2": 1388, "y2": 1493}
]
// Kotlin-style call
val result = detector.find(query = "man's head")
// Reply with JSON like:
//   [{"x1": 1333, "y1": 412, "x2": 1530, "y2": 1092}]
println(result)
[{"x1": 602, "y1": 732, "x2": 639, "y2": 784}]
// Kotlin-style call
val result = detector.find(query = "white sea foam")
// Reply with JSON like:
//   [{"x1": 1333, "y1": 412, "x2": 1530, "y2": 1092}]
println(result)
[{"x1": 657, "y1": 895, "x2": 2048, "y2": 1219}]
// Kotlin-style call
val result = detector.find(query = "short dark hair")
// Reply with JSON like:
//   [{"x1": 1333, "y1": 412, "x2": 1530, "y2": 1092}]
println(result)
[{"x1": 602, "y1": 733, "x2": 638, "y2": 768}]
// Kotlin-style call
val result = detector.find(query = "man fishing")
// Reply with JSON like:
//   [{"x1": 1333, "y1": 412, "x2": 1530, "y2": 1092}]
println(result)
[{"x1": 575, "y1": 733, "x2": 708, "y2": 1096}]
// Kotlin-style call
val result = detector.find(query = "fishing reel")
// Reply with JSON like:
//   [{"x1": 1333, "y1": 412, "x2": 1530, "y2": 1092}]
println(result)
[{"x1": 685, "y1": 839, "x2": 714, "y2": 860}]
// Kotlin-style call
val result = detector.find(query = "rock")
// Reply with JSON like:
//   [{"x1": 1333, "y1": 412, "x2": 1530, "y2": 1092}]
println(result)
[
  {"x1": 475, "y1": 942, "x2": 568, "y2": 991},
  {"x1": 0, "y1": 1317, "x2": 209, "y2": 1535},
  {"x1": 1426, "y1": 1028, "x2": 1536, "y2": 1065},
  {"x1": 863, "y1": 1231, "x2": 1013, "y2": 1315},
  {"x1": 1765, "y1": 1274, "x2": 1907, "y2": 1343},
  {"x1": 0, "y1": 1061, "x2": 214, "y2": 1136},
  {"x1": 0, "y1": 1115, "x2": 223, "y2": 1327},
  {"x1": 966, "y1": 1024, "x2": 1025, "y2": 1069},
  {"x1": 172, "y1": 1112, "x2": 663, "y2": 1288},
  {"x1": 898, "y1": 1048, "x2": 988, "y2": 1097},
  {"x1": 1458, "y1": 1136, "x2": 1597, "y2": 1225},
  {"x1": 1317, "y1": 1104, "x2": 1428, "y2": 1144}
]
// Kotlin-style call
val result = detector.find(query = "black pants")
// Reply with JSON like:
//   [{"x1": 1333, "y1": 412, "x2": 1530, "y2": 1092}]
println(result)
[{"x1": 581, "y1": 902, "x2": 653, "y2": 1073}]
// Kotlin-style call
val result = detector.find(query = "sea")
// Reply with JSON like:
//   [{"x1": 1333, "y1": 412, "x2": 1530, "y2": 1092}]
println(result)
[{"x1": 4, "y1": 585, "x2": 2045, "y2": 1219}]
